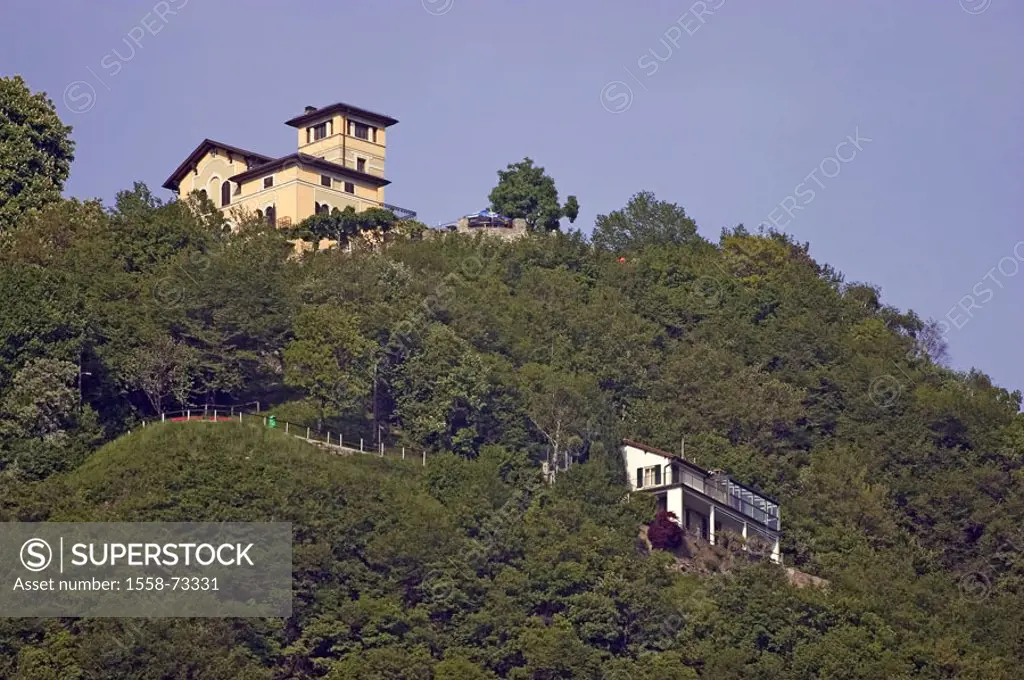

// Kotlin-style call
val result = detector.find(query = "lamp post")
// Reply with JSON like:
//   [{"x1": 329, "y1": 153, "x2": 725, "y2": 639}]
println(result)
[{"x1": 78, "y1": 369, "x2": 92, "y2": 411}]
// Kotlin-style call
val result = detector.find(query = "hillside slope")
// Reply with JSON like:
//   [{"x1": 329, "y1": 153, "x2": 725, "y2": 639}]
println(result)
[
  {"x1": 1, "y1": 422, "x2": 1019, "y2": 678},
  {"x1": 3, "y1": 189, "x2": 1024, "y2": 677},
  {"x1": 1, "y1": 423, "x2": 459, "y2": 678}
]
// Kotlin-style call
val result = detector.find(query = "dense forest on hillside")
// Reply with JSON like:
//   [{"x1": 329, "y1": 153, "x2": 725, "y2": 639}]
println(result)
[{"x1": 2, "y1": 78, "x2": 1024, "y2": 678}]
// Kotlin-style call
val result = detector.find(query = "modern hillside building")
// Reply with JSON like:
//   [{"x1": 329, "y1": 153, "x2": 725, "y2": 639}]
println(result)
[
  {"x1": 623, "y1": 439, "x2": 782, "y2": 564},
  {"x1": 161, "y1": 102, "x2": 415, "y2": 229}
]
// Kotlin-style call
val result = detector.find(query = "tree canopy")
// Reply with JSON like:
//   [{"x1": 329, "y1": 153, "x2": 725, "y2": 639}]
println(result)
[
  {"x1": 295, "y1": 205, "x2": 398, "y2": 246},
  {"x1": 0, "y1": 75, "x2": 74, "y2": 235},
  {"x1": 593, "y1": 191, "x2": 700, "y2": 252},
  {"x1": 488, "y1": 157, "x2": 579, "y2": 231}
]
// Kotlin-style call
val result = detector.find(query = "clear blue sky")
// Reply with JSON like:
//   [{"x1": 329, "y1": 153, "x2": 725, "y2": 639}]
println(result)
[{"x1": 3, "y1": 1, "x2": 1022, "y2": 398}]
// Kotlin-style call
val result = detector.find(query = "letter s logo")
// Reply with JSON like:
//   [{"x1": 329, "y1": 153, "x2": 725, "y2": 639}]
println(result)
[
  {"x1": 600, "y1": 81, "x2": 633, "y2": 114},
  {"x1": 62, "y1": 81, "x2": 96, "y2": 114},
  {"x1": 20, "y1": 538, "x2": 53, "y2": 572}
]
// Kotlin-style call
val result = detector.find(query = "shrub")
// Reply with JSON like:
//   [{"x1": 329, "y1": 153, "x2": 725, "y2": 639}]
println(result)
[{"x1": 648, "y1": 510, "x2": 684, "y2": 550}]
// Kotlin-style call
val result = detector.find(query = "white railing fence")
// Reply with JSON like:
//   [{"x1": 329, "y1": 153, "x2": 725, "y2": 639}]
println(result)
[{"x1": 130, "y1": 404, "x2": 428, "y2": 466}]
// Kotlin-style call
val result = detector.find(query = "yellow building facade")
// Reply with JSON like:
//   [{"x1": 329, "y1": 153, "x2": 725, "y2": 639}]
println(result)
[{"x1": 162, "y1": 102, "x2": 414, "y2": 229}]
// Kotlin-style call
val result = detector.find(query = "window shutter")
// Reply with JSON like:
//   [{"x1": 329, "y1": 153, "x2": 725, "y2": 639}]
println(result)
[
  {"x1": 636, "y1": 468, "x2": 643, "y2": 489},
  {"x1": 654, "y1": 466, "x2": 661, "y2": 485}
]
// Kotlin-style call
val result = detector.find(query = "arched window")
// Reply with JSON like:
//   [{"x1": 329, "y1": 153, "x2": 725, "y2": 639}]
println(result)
[
  {"x1": 198, "y1": 189, "x2": 208, "y2": 201},
  {"x1": 265, "y1": 205, "x2": 276, "y2": 227},
  {"x1": 317, "y1": 202, "x2": 330, "y2": 215},
  {"x1": 314, "y1": 201, "x2": 321, "y2": 214},
  {"x1": 221, "y1": 181, "x2": 231, "y2": 206},
  {"x1": 256, "y1": 209, "x2": 263, "y2": 219}
]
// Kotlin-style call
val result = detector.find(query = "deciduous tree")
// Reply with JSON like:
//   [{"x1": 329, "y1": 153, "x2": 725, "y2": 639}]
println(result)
[
  {"x1": 118, "y1": 336, "x2": 200, "y2": 413},
  {"x1": 0, "y1": 358, "x2": 77, "y2": 440},
  {"x1": 488, "y1": 157, "x2": 579, "y2": 231},
  {"x1": 284, "y1": 305, "x2": 374, "y2": 429},
  {"x1": 0, "y1": 76, "x2": 74, "y2": 234},
  {"x1": 593, "y1": 191, "x2": 699, "y2": 252},
  {"x1": 648, "y1": 510, "x2": 684, "y2": 550}
]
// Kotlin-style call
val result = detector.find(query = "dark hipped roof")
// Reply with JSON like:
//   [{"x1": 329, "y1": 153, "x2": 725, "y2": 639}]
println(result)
[
  {"x1": 162, "y1": 139, "x2": 274, "y2": 190},
  {"x1": 227, "y1": 153, "x2": 391, "y2": 187},
  {"x1": 284, "y1": 102, "x2": 398, "y2": 129},
  {"x1": 622, "y1": 438, "x2": 779, "y2": 504}
]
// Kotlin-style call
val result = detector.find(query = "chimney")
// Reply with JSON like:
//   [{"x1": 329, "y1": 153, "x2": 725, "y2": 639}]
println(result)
[{"x1": 304, "y1": 105, "x2": 317, "y2": 114}]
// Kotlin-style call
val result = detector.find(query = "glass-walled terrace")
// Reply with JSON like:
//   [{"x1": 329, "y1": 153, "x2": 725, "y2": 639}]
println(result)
[{"x1": 675, "y1": 466, "x2": 780, "y2": 530}]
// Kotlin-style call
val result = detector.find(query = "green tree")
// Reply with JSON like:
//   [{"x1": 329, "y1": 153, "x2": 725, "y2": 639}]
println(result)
[
  {"x1": 0, "y1": 262, "x2": 86, "y2": 386},
  {"x1": 592, "y1": 191, "x2": 699, "y2": 252},
  {"x1": 0, "y1": 357, "x2": 100, "y2": 480},
  {"x1": 284, "y1": 305, "x2": 375, "y2": 429},
  {"x1": 393, "y1": 324, "x2": 491, "y2": 456},
  {"x1": 562, "y1": 194, "x2": 580, "y2": 224},
  {"x1": 518, "y1": 363, "x2": 602, "y2": 471},
  {"x1": 488, "y1": 157, "x2": 579, "y2": 231},
  {"x1": 327, "y1": 646, "x2": 434, "y2": 679},
  {"x1": 297, "y1": 206, "x2": 397, "y2": 247},
  {"x1": 434, "y1": 655, "x2": 497, "y2": 679},
  {"x1": 0, "y1": 76, "x2": 75, "y2": 234},
  {"x1": 118, "y1": 336, "x2": 200, "y2": 413},
  {"x1": 0, "y1": 358, "x2": 77, "y2": 440},
  {"x1": 164, "y1": 218, "x2": 297, "y2": 402},
  {"x1": 108, "y1": 182, "x2": 209, "y2": 273},
  {"x1": 508, "y1": 617, "x2": 600, "y2": 678}
]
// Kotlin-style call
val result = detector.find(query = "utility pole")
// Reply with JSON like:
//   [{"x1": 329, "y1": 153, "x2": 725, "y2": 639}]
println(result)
[{"x1": 372, "y1": 358, "x2": 380, "y2": 448}]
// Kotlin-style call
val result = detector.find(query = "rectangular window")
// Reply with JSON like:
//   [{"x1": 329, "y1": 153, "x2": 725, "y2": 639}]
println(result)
[
  {"x1": 320, "y1": 174, "x2": 331, "y2": 187},
  {"x1": 312, "y1": 122, "x2": 328, "y2": 141},
  {"x1": 343, "y1": 181, "x2": 355, "y2": 194},
  {"x1": 643, "y1": 466, "x2": 661, "y2": 487},
  {"x1": 350, "y1": 121, "x2": 374, "y2": 141},
  {"x1": 356, "y1": 158, "x2": 366, "y2": 173},
  {"x1": 263, "y1": 176, "x2": 273, "y2": 189}
]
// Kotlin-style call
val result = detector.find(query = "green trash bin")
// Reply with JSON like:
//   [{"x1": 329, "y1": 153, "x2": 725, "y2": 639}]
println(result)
[{"x1": 268, "y1": 415, "x2": 277, "y2": 429}]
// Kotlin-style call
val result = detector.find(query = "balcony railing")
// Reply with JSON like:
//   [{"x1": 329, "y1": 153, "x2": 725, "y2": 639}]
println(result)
[
  {"x1": 726, "y1": 494, "x2": 779, "y2": 530},
  {"x1": 382, "y1": 203, "x2": 417, "y2": 221},
  {"x1": 677, "y1": 469, "x2": 780, "y2": 531}
]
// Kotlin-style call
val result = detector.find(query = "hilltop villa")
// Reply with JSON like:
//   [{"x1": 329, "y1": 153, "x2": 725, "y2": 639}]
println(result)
[
  {"x1": 623, "y1": 439, "x2": 782, "y2": 563},
  {"x1": 161, "y1": 102, "x2": 416, "y2": 229}
]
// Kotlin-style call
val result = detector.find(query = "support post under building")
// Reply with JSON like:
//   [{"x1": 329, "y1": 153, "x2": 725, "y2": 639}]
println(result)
[{"x1": 709, "y1": 505, "x2": 716, "y2": 545}]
